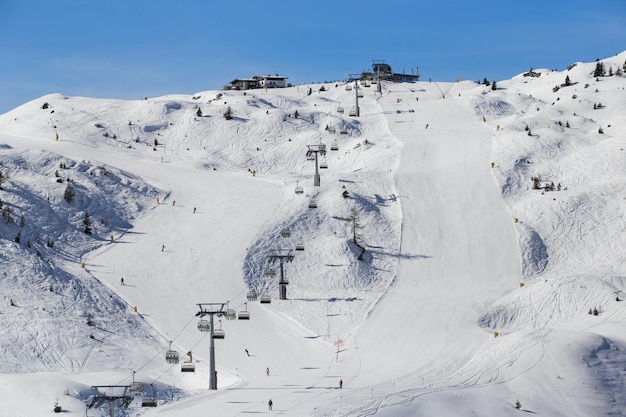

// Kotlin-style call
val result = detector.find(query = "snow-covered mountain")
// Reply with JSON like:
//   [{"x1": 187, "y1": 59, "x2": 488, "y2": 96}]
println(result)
[{"x1": 0, "y1": 52, "x2": 625, "y2": 417}]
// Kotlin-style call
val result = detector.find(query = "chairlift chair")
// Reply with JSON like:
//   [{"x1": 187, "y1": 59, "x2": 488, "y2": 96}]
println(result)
[
  {"x1": 238, "y1": 302, "x2": 251, "y2": 320},
  {"x1": 181, "y1": 352, "x2": 195, "y2": 372},
  {"x1": 197, "y1": 319, "x2": 210, "y2": 332},
  {"x1": 130, "y1": 372, "x2": 144, "y2": 395},
  {"x1": 141, "y1": 385, "x2": 158, "y2": 407},
  {"x1": 308, "y1": 199, "x2": 318, "y2": 209},
  {"x1": 295, "y1": 241, "x2": 305, "y2": 251},
  {"x1": 330, "y1": 141, "x2": 339, "y2": 151},
  {"x1": 165, "y1": 342, "x2": 179, "y2": 364},
  {"x1": 281, "y1": 228, "x2": 291, "y2": 238},
  {"x1": 345, "y1": 85, "x2": 352, "y2": 91},
  {"x1": 181, "y1": 362, "x2": 195, "y2": 372},
  {"x1": 337, "y1": 106, "x2": 344, "y2": 114},
  {"x1": 349, "y1": 107, "x2": 357, "y2": 117},
  {"x1": 295, "y1": 181, "x2": 304, "y2": 195},
  {"x1": 247, "y1": 291, "x2": 258, "y2": 301},
  {"x1": 260, "y1": 295, "x2": 272, "y2": 304},
  {"x1": 130, "y1": 382, "x2": 144, "y2": 395},
  {"x1": 213, "y1": 321, "x2": 225, "y2": 339},
  {"x1": 320, "y1": 159, "x2": 328, "y2": 169},
  {"x1": 142, "y1": 398, "x2": 157, "y2": 408},
  {"x1": 224, "y1": 308, "x2": 237, "y2": 320}
]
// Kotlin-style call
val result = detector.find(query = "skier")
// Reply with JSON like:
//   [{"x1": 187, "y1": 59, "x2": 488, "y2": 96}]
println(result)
[
  {"x1": 120, "y1": 277, "x2": 124, "y2": 285},
  {"x1": 425, "y1": 123, "x2": 429, "y2": 129},
  {"x1": 266, "y1": 367, "x2": 270, "y2": 376},
  {"x1": 161, "y1": 245, "x2": 165, "y2": 252},
  {"x1": 244, "y1": 348, "x2": 250, "y2": 356},
  {"x1": 339, "y1": 379, "x2": 343, "y2": 389},
  {"x1": 268, "y1": 399, "x2": 273, "y2": 411},
  {"x1": 193, "y1": 207, "x2": 197, "y2": 213}
]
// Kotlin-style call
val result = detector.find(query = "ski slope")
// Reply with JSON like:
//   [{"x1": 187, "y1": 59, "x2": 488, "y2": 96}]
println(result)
[{"x1": 0, "y1": 52, "x2": 625, "y2": 417}]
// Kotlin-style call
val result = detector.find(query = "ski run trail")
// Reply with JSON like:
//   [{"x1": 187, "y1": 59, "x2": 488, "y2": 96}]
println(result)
[{"x1": 0, "y1": 52, "x2": 625, "y2": 417}]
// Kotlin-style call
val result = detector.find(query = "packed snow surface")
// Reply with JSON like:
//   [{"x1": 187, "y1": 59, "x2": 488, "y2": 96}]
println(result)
[{"x1": 0, "y1": 52, "x2": 625, "y2": 416}]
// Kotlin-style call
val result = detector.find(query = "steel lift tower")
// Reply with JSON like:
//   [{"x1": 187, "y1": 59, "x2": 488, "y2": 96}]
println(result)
[
  {"x1": 349, "y1": 74, "x2": 361, "y2": 117},
  {"x1": 195, "y1": 303, "x2": 227, "y2": 390},
  {"x1": 306, "y1": 144, "x2": 326, "y2": 186},
  {"x1": 268, "y1": 249, "x2": 294, "y2": 300}
]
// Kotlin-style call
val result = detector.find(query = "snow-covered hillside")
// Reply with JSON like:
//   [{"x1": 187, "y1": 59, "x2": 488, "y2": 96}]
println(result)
[{"x1": 0, "y1": 52, "x2": 625, "y2": 417}]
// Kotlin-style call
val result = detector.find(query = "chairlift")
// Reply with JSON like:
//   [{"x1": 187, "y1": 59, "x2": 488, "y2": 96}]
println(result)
[
  {"x1": 213, "y1": 320, "x2": 225, "y2": 339},
  {"x1": 181, "y1": 352, "x2": 195, "y2": 372},
  {"x1": 340, "y1": 129, "x2": 348, "y2": 135},
  {"x1": 328, "y1": 126, "x2": 336, "y2": 133},
  {"x1": 141, "y1": 384, "x2": 158, "y2": 407},
  {"x1": 260, "y1": 295, "x2": 272, "y2": 304},
  {"x1": 337, "y1": 106, "x2": 344, "y2": 114},
  {"x1": 266, "y1": 269, "x2": 276, "y2": 278},
  {"x1": 281, "y1": 227, "x2": 291, "y2": 238},
  {"x1": 295, "y1": 181, "x2": 304, "y2": 195},
  {"x1": 330, "y1": 141, "x2": 339, "y2": 151},
  {"x1": 130, "y1": 372, "x2": 144, "y2": 395},
  {"x1": 238, "y1": 302, "x2": 251, "y2": 320},
  {"x1": 357, "y1": 88, "x2": 363, "y2": 98},
  {"x1": 295, "y1": 241, "x2": 305, "y2": 251},
  {"x1": 197, "y1": 319, "x2": 210, "y2": 332},
  {"x1": 345, "y1": 84, "x2": 352, "y2": 91},
  {"x1": 224, "y1": 308, "x2": 237, "y2": 320},
  {"x1": 320, "y1": 159, "x2": 328, "y2": 169},
  {"x1": 306, "y1": 154, "x2": 315, "y2": 161},
  {"x1": 349, "y1": 107, "x2": 357, "y2": 117},
  {"x1": 142, "y1": 398, "x2": 158, "y2": 407},
  {"x1": 308, "y1": 199, "x2": 318, "y2": 209},
  {"x1": 165, "y1": 342, "x2": 179, "y2": 364},
  {"x1": 181, "y1": 362, "x2": 195, "y2": 372},
  {"x1": 247, "y1": 291, "x2": 258, "y2": 301}
]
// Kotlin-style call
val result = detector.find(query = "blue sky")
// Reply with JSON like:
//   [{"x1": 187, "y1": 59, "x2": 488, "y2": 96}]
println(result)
[{"x1": 1, "y1": 0, "x2": 624, "y2": 113}]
